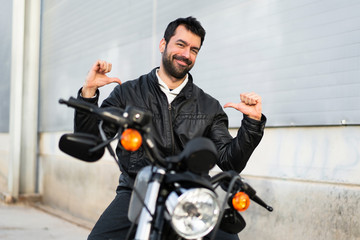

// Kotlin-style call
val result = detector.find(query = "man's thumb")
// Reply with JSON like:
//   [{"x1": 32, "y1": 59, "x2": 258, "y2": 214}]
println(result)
[
  {"x1": 110, "y1": 77, "x2": 122, "y2": 85},
  {"x1": 223, "y1": 102, "x2": 235, "y2": 109}
]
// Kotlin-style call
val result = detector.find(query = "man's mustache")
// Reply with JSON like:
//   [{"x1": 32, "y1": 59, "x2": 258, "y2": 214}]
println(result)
[{"x1": 173, "y1": 55, "x2": 192, "y2": 66}]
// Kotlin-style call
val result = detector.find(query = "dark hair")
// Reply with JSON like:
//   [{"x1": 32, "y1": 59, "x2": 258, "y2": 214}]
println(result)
[{"x1": 163, "y1": 16, "x2": 206, "y2": 47}]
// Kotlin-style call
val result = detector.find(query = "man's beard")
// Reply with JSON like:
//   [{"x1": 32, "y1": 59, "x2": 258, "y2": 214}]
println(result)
[{"x1": 162, "y1": 47, "x2": 193, "y2": 79}]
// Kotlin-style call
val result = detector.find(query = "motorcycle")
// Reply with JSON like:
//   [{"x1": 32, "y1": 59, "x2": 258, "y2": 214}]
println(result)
[{"x1": 58, "y1": 97, "x2": 273, "y2": 240}]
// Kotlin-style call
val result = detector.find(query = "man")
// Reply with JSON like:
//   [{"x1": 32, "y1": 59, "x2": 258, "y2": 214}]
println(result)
[{"x1": 75, "y1": 17, "x2": 266, "y2": 240}]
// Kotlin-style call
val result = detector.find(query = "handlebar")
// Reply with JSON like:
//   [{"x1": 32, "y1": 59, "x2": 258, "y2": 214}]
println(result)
[
  {"x1": 59, "y1": 97, "x2": 166, "y2": 166},
  {"x1": 59, "y1": 98, "x2": 96, "y2": 114},
  {"x1": 211, "y1": 171, "x2": 273, "y2": 212},
  {"x1": 59, "y1": 97, "x2": 128, "y2": 127},
  {"x1": 59, "y1": 97, "x2": 151, "y2": 129}
]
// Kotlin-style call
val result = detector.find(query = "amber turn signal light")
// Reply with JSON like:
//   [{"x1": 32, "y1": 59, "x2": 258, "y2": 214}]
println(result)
[
  {"x1": 232, "y1": 192, "x2": 250, "y2": 212},
  {"x1": 121, "y1": 129, "x2": 142, "y2": 151}
]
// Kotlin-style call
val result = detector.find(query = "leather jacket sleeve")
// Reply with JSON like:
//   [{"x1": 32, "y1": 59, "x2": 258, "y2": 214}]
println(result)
[
  {"x1": 208, "y1": 108, "x2": 266, "y2": 173},
  {"x1": 74, "y1": 88, "x2": 101, "y2": 135},
  {"x1": 74, "y1": 88, "x2": 121, "y2": 139}
]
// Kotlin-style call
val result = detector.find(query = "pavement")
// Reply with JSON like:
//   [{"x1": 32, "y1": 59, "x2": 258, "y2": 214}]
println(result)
[{"x1": 0, "y1": 201, "x2": 90, "y2": 240}]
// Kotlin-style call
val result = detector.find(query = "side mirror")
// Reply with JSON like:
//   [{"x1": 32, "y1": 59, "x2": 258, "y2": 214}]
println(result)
[{"x1": 59, "y1": 133, "x2": 104, "y2": 162}]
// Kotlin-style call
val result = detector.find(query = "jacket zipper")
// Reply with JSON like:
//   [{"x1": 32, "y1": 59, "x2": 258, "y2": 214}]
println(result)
[{"x1": 168, "y1": 103, "x2": 175, "y2": 155}]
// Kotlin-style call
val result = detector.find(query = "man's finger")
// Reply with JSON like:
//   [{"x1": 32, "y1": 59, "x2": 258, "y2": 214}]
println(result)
[
  {"x1": 104, "y1": 62, "x2": 111, "y2": 73},
  {"x1": 92, "y1": 60, "x2": 101, "y2": 71},
  {"x1": 240, "y1": 92, "x2": 260, "y2": 105},
  {"x1": 99, "y1": 60, "x2": 107, "y2": 73},
  {"x1": 107, "y1": 63, "x2": 112, "y2": 73}
]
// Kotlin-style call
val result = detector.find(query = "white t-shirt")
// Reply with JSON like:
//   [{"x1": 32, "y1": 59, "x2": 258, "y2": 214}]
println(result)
[{"x1": 156, "y1": 70, "x2": 188, "y2": 104}]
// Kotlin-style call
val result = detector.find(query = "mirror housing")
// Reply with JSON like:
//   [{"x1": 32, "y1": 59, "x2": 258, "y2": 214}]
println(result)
[{"x1": 59, "y1": 133, "x2": 104, "y2": 162}]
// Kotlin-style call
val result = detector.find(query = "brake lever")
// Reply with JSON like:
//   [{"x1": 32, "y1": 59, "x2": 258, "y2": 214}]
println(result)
[{"x1": 242, "y1": 182, "x2": 273, "y2": 212}]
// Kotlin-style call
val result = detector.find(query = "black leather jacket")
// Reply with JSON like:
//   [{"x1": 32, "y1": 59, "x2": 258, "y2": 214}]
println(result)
[{"x1": 75, "y1": 68, "x2": 266, "y2": 188}]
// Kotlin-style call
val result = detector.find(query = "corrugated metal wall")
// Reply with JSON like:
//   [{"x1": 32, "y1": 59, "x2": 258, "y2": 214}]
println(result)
[
  {"x1": 194, "y1": 0, "x2": 360, "y2": 127},
  {"x1": 39, "y1": 0, "x2": 360, "y2": 131},
  {"x1": 39, "y1": 0, "x2": 155, "y2": 131},
  {"x1": 0, "y1": 0, "x2": 13, "y2": 132}
]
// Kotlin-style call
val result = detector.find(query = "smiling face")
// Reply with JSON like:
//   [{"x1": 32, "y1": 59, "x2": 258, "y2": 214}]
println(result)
[{"x1": 160, "y1": 25, "x2": 201, "y2": 80}]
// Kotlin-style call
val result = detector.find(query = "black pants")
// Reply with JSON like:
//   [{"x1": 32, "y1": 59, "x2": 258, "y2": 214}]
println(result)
[{"x1": 88, "y1": 189, "x2": 239, "y2": 240}]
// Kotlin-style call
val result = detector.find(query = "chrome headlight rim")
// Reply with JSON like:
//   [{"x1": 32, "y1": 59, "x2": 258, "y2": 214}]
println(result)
[{"x1": 165, "y1": 188, "x2": 220, "y2": 239}]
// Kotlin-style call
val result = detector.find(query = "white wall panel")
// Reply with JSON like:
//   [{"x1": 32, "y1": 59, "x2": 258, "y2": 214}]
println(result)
[{"x1": 241, "y1": 126, "x2": 360, "y2": 185}]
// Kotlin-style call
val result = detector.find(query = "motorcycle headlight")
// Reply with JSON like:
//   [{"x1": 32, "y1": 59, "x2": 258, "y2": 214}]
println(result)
[{"x1": 165, "y1": 188, "x2": 220, "y2": 239}]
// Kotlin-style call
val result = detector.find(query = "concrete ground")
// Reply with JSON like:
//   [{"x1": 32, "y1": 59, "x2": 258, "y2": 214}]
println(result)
[{"x1": 0, "y1": 201, "x2": 90, "y2": 240}]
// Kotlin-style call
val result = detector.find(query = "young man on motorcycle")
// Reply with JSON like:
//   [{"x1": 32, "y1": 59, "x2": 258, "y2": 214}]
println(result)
[{"x1": 75, "y1": 16, "x2": 266, "y2": 240}]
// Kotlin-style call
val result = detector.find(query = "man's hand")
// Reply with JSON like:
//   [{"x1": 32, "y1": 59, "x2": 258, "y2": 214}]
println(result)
[
  {"x1": 224, "y1": 92, "x2": 262, "y2": 121},
  {"x1": 82, "y1": 60, "x2": 122, "y2": 98}
]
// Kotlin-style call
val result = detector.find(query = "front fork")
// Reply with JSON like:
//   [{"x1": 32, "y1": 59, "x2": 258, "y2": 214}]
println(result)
[{"x1": 135, "y1": 167, "x2": 166, "y2": 240}]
